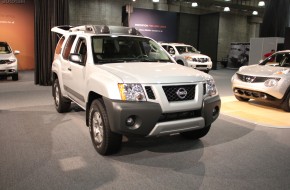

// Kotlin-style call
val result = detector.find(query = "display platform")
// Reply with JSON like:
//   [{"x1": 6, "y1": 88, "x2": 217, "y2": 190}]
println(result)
[{"x1": 221, "y1": 96, "x2": 290, "y2": 128}]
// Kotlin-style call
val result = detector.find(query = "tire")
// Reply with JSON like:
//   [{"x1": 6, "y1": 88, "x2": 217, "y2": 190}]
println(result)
[
  {"x1": 53, "y1": 78, "x2": 71, "y2": 113},
  {"x1": 177, "y1": 60, "x2": 184, "y2": 66},
  {"x1": 12, "y1": 73, "x2": 18, "y2": 81},
  {"x1": 89, "y1": 99, "x2": 122, "y2": 155},
  {"x1": 282, "y1": 93, "x2": 290, "y2": 112},
  {"x1": 235, "y1": 95, "x2": 250, "y2": 102},
  {"x1": 180, "y1": 125, "x2": 211, "y2": 140}
]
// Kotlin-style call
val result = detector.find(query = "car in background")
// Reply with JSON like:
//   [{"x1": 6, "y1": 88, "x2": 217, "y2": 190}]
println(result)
[
  {"x1": 0, "y1": 41, "x2": 20, "y2": 81},
  {"x1": 231, "y1": 50, "x2": 290, "y2": 112},
  {"x1": 161, "y1": 43, "x2": 212, "y2": 73}
]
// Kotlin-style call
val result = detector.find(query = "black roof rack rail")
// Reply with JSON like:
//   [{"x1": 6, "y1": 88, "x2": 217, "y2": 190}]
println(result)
[{"x1": 69, "y1": 25, "x2": 143, "y2": 36}]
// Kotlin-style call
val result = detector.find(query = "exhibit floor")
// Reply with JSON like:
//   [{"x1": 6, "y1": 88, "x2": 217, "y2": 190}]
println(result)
[{"x1": 1, "y1": 69, "x2": 290, "y2": 190}]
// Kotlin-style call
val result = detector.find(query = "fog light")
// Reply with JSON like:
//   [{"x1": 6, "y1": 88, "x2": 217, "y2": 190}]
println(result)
[
  {"x1": 213, "y1": 106, "x2": 219, "y2": 117},
  {"x1": 126, "y1": 116, "x2": 135, "y2": 126}
]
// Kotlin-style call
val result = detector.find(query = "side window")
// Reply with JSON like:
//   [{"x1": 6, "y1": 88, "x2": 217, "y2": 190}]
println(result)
[
  {"x1": 168, "y1": 46, "x2": 175, "y2": 55},
  {"x1": 75, "y1": 38, "x2": 87, "y2": 65},
  {"x1": 62, "y1": 35, "x2": 76, "y2": 60},
  {"x1": 162, "y1": 45, "x2": 168, "y2": 51},
  {"x1": 55, "y1": 36, "x2": 65, "y2": 55}
]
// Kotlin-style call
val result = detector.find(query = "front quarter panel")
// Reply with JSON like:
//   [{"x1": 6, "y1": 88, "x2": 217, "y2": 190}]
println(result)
[{"x1": 85, "y1": 67, "x2": 124, "y2": 102}]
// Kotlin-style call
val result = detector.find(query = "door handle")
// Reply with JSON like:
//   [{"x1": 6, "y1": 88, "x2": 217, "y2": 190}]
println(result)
[{"x1": 68, "y1": 67, "x2": 71, "y2": 71}]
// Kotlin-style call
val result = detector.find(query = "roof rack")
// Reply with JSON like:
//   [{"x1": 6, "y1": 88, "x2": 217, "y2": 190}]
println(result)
[{"x1": 69, "y1": 25, "x2": 143, "y2": 36}]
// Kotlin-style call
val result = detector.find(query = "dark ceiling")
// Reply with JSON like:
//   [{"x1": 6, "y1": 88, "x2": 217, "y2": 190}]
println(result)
[{"x1": 162, "y1": 0, "x2": 268, "y2": 16}]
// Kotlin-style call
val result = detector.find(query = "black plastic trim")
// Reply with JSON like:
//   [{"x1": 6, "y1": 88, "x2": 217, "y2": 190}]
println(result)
[{"x1": 103, "y1": 97, "x2": 162, "y2": 136}]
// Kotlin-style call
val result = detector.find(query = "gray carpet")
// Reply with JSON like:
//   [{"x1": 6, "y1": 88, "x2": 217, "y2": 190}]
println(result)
[{"x1": 0, "y1": 70, "x2": 290, "y2": 190}]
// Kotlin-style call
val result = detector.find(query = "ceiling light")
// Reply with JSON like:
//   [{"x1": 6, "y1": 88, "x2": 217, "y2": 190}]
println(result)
[
  {"x1": 192, "y1": 2, "x2": 198, "y2": 7},
  {"x1": 224, "y1": 7, "x2": 230, "y2": 12},
  {"x1": 252, "y1": 11, "x2": 258, "y2": 15},
  {"x1": 225, "y1": 0, "x2": 231, "y2": 1},
  {"x1": 258, "y1": 1, "x2": 265, "y2": 6},
  {"x1": 153, "y1": 0, "x2": 159, "y2": 2}
]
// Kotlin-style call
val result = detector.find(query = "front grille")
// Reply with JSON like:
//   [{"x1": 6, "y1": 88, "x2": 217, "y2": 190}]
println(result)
[
  {"x1": 233, "y1": 88, "x2": 276, "y2": 100},
  {"x1": 196, "y1": 65, "x2": 207, "y2": 67},
  {"x1": 162, "y1": 85, "x2": 195, "y2": 102},
  {"x1": 145, "y1": 86, "x2": 155, "y2": 99},
  {"x1": 237, "y1": 73, "x2": 280, "y2": 83},
  {"x1": 0, "y1": 60, "x2": 10, "y2": 64},
  {"x1": 158, "y1": 110, "x2": 202, "y2": 122},
  {"x1": 192, "y1": 58, "x2": 208, "y2": 63}
]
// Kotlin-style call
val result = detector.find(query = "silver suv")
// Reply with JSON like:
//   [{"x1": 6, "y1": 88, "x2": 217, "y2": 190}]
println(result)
[
  {"x1": 51, "y1": 25, "x2": 221, "y2": 155},
  {"x1": 0, "y1": 42, "x2": 19, "y2": 81},
  {"x1": 232, "y1": 50, "x2": 290, "y2": 112},
  {"x1": 161, "y1": 43, "x2": 212, "y2": 73}
]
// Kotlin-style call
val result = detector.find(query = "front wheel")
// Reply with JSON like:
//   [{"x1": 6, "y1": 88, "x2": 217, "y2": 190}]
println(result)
[
  {"x1": 53, "y1": 78, "x2": 71, "y2": 113},
  {"x1": 282, "y1": 93, "x2": 290, "y2": 112},
  {"x1": 177, "y1": 60, "x2": 184, "y2": 66},
  {"x1": 89, "y1": 99, "x2": 122, "y2": 155},
  {"x1": 180, "y1": 125, "x2": 211, "y2": 140},
  {"x1": 235, "y1": 95, "x2": 250, "y2": 102},
  {"x1": 12, "y1": 73, "x2": 18, "y2": 81}
]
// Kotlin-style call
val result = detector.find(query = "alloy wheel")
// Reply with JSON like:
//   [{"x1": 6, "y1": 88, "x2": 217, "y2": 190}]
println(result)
[{"x1": 92, "y1": 112, "x2": 104, "y2": 145}]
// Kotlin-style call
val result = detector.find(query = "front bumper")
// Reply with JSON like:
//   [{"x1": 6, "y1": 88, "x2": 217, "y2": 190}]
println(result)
[
  {"x1": 0, "y1": 64, "x2": 18, "y2": 77},
  {"x1": 103, "y1": 95, "x2": 220, "y2": 137},
  {"x1": 187, "y1": 61, "x2": 212, "y2": 71},
  {"x1": 231, "y1": 74, "x2": 287, "y2": 100}
]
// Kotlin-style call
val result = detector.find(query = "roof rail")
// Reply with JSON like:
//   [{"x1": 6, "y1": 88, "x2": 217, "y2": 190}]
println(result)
[{"x1": 68, "y1": 25, "x2": 143, "y2": 36}]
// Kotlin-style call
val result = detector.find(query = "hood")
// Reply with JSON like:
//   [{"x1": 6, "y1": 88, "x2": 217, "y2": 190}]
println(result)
[
  {"x1": 238, "y1": 65, "x2": 290, "y2": 76},
  {"x1": 100, "y1": 62, "x2": 210, "y2": 83},
  {"x1": 180, "y1": 52, "x2": 209, "y2": 58},
  {"x1": 0, "y1": 53, "x2": 15, "y2": 60}
]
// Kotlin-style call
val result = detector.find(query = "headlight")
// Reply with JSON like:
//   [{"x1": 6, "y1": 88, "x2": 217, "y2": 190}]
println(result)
[
  {"x1": 118, "y1": 83, "x2": 147, "y2": 101},
  {"x1": 7, "y1": 59, "x2": 16, "y2": 64},
  {"x1": 206, "y1": 79, "x2": 217, "y2": 96},
  {"x1": 264, "y1": 79, "x2": 279, "y2": 87},
  {"x1": 185, "y1": 56, "x2": 192, "y2": 61}
]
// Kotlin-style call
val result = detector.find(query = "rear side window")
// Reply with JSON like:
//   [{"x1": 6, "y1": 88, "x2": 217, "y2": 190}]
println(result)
[
  {"x1": 55, "y1": 36, "x2": 65, "y2": 55},
  {"x1": 62, "y1": 35, "x2": 76, "y2": 60}
]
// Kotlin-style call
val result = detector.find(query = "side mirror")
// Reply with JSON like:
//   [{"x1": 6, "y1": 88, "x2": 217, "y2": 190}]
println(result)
[
  {"x1": 14, "y1": 50, "x2": 20, "y2": 55},
  {"x1": 69, "y1": 53, "x2": 83, "y2": 65}
]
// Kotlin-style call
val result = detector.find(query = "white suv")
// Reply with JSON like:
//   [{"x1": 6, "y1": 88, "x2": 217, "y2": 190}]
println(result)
[
  {"x1": 51, "y1": 25, "x2": 221, "y2": 155},
  {"x1": 0, "y1": 41, "x2": 19, "y2": 80},
  {"x1": 161, "y1": 43, "x2": 212, "y2": 73}
]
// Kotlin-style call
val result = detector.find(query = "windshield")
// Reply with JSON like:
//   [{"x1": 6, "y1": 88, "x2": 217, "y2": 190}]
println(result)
[
  {"x1": 260, "y1": 52, "x2": 290, "y2": 67},
  {"x1": 91, "y1": 36, "x2": 173, "y2": 64},
  {"x1": 175, "y1": 46, "x2": 198, "y2": 54},
  {"x1": 0, "y1": 42, "x2": 12, "y2": 54}
]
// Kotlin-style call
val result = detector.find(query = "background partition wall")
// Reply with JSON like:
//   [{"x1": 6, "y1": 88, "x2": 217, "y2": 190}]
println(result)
[
  {"x1": 0, "y1": 0, "x2": 34, "y2": 71},
  {"x1": 1, "y1": 0, "x2": 268, "y2": 85}
]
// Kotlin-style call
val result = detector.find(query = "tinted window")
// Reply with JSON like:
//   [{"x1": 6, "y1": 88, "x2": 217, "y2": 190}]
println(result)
[
  {"x1": 0, "y1": 42, "x2": 12, "y2": 54},
  {"x1": 55, "y1": 36, "x2": 65, "y2": 55},
  {"x1": 62, "y1": 35, "x2": 76, "y2": 60},
  {"x1": 260, "y1": 52, "x2": 290, "y2": 67},
  {"x1": 176, "y1": 46, "x2": 197, "y2": 54},
  {"x1": 168, "y1": 46, "x2": 175, "y2": 54}
]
